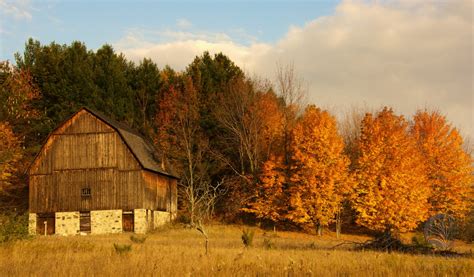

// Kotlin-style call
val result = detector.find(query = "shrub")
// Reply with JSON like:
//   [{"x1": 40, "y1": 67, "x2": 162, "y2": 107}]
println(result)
[
  {"x1": 130, "y1": 234, "x2": 147, "y2": 244},
  {"x1": 0, "y1": 212, "x2": 29, "y2": 243},
  {"x1": 263, "y1": 238, "x2": 275, "y2": 249},
  {"x1": 113, "y1": 243, "x2": 132, "y2": 254},
  {"x1": 241, "y1": 228, "x2": 255, "y2": 248}
]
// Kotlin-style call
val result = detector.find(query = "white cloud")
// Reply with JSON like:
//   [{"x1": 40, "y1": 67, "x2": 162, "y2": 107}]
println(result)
[
  {"x1": 176, "y1": 18, "x2": 192, "y2": 29},
  {"x1": 115, "y1": 29, "x2": 271, "y2": 71},
  {"x1": 0, "y1": 0, "x2": 33, "y2": 20},
  {"x1": 114, "y1": 0, "x2": 473, "y2": 139}
]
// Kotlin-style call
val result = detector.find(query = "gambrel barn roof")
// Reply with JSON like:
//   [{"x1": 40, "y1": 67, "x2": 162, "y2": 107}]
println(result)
[{"x1": 29, "y1": 107, "x2": 178, "y2": 179}]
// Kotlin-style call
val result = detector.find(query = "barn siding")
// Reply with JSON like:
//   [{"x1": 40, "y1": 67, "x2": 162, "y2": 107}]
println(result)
[{"x1": 142, "y1": 171, "x2": 178, "y2": 215}]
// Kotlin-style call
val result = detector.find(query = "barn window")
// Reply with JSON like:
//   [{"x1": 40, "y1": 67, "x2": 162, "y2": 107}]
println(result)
[{"x1": 81, "y1": 188, "x2": 91, "y2": 197}]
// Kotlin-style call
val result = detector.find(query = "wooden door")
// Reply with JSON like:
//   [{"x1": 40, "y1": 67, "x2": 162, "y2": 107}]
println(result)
[
  {"x1": 122, "y1": 211, "x2": 134, "y2": 232},
  {"x1": 80, "y1": 212, "x2": 91, "y2": 233},
  {"x1": 36, "y1": 213, "x2": 55, "y2": 235}
]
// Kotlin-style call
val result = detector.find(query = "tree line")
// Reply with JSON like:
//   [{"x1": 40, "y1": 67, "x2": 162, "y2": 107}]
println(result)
[{"x1": 0, "y1": 39, "x2": 472, "y2": 238}]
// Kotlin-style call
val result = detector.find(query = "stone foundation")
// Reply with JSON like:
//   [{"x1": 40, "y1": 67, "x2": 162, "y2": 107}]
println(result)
[
  {"x1": 153, "y1": 211, "x2": 170, "y2": 227},
  {"x1": 91, "y1": 210, "x2": 122, "y2": 234},
  {"x1": 134, "y1": 209, "x2": 147, "y2": 234},
  {"x1": 55, "y1": 212, "x2": 80, "y2": 236},
  {"x1": 28, "y1": 213, "x2": 37, "y2": 235}
]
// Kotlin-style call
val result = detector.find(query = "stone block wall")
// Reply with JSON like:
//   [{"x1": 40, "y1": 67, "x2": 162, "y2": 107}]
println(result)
[
  {"x1": 55, "y1": 212, "x2": 80, "y2": 236},
  {"x1": 28, "y1": 213, "x2": 37, "y2": 235},
  {"x1": 91, "y1": 210, "x2": 122, "y2": 234},
  {"x1": 153, "y1": 211, "x2": 170, "y2": 227},
  {"x1": 134, "y1": 209, "x2": 147, "y2": 234}
]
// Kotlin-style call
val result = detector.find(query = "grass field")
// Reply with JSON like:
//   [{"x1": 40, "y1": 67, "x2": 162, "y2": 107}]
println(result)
[{"x1": 0, "y1": 224, "x2": 472, "y2": 276}]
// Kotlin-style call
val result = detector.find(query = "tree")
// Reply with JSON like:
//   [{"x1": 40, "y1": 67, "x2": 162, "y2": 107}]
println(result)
[
  {"x1": 155, "y1": 74, "x2": 220, "y2": 224},
  {"x1": 215, "y1": 78, "x2": 283, "y2": 177},
  {"x1": 275, "y1": 63, "x2": 306, "y2": 167},
  {"x1": 412, "y1": 110, "x2": 473, "y2": 219},
  {"x1": 352, "y1": 107, "x2": 430, "y2": 234},
  {"x1": 129, "y1": 58, "x2": 161, "y2": 134},
  {"x1": 0, "y1": 122, "x2": 22, "y2": 196},
  {"x1": 243, "y1": 155, "x2": 287, "y2": 223},
  {"x1": 287, "y1": 105, "x2": 350, "y2": 235}
]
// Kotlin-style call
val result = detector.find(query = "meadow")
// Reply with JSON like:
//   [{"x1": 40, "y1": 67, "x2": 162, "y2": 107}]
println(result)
[{"x1": 0, "y1": 224, "x2": 472, "y2": 276}]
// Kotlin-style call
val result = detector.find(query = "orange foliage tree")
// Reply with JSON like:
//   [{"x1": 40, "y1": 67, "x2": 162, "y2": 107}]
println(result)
[
  {"x1": 243, "y1": 155, "x2": 287, "y2": 223},
  {"x1": 286, "y1": 105, "x2": 350, "y2": 235},
  {"x1": 352, "y1": 107, "x2": 430, "y2": 233},
  {"x1": 412, "y1": 110, "x2": 473, "y2": 219},
  {"x1": 0, "y1": 122, "x2": 22, "y2": 194}
]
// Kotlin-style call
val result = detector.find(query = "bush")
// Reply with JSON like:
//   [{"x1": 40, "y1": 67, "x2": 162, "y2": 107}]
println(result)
[
  {"x1": 241, "y1": 228, "x2": 255, "y2": 248},
  {"x1": 263, "y1": 238, "x2": 275, "y2": 249},
  {"x1": 113, "y1": 243, "x2": 132, "y2": 254},
  {"x1": 130, "y1": 234, "x2": 147, "y2": 244},
  {"x1": 0, "y1": 212, "x2": 29, "y2": 243}
]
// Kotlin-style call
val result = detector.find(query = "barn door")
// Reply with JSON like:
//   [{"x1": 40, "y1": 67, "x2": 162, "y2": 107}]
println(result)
[
  {"x1": 37, "y1": 213, "x2": 55, "y2": 235},
  {"x1": 122, "y1": 211, "x2": 134, "y2": 232},
  {"x1": 80, "y1": 212, "x2": 91, "y2": 233}
]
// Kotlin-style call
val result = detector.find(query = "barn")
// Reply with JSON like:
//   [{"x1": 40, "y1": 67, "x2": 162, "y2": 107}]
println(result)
[{"x1": 27, "y1": 107, "x2": 178, "y2": 236}]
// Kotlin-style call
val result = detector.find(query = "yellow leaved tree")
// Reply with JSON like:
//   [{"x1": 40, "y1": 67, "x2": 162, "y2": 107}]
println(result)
[
  {"x1": 287, "y1": 105, "x2": 350, "y2": 235},
  {"x1": 412, "y1": 110, "x2": 473, "y2": 219},
  {"x1": 243, "y1": 155, "x2": 287, "y2": 223},
  {"x1": 352, "y1": 107, "x2": 430, "y2": 234}
]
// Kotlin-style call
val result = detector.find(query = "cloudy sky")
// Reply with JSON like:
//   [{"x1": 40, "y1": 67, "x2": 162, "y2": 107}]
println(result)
[{"x1": 1, "y1": 0, "x2": 472, "y2": 140}]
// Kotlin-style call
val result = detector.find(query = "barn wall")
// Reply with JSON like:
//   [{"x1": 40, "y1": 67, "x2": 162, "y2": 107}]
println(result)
[
  {"x1": 142, "y1": 171, "x2": 178, "y2": 217},
  {"x1": 91, "y1": 210, "x2": 122, "y2": 234},
  {"x1": 134, "y1": 209, "x2": 147, "y2": 234},
  {"x1": 29, "y1": 168, "x2": 145, "y2": 213},
  {"x1": 28, "y1": 213, "x2": 37, "y2": 235},
  {"x1": 153, "y1": 211, "x2": 171, "y2": 227},
  {"x1": 29, "y1": 111, "x2": 144, "y2": 213},
  {"x1": 55, "y1": 211, "x2": 80, "y2": 236}
]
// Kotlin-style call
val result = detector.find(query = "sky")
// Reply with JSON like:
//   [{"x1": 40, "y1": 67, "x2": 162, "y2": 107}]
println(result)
[{"x1": 1, "y1": 0, "x2": 473, "y2": 141}]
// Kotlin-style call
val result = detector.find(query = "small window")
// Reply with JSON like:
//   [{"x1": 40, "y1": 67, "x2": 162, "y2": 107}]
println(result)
[{"x1": 81, "y1": 188, "x2": 91, "y2": 197}]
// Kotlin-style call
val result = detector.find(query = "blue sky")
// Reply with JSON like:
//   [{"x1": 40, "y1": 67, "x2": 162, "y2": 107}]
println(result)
[
  {"x1": 1, "y1": 0, "x2": 472, "y2": 140},
  {"x1": 1, "y1": 0, "x2": 337, "y2": 61}
]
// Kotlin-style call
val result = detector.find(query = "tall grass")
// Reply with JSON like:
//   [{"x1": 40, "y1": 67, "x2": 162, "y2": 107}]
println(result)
[{"x1": 0, "y1": 225, "x2": 472, "y2": 276}]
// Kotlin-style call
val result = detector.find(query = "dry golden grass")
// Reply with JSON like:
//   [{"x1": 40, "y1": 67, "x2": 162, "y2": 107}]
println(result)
[{"x1": 0, "y1": 224, "x2": 472, "y2": 276}]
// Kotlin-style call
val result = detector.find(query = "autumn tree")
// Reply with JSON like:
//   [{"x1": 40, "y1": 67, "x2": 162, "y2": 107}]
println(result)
[
  {"x1": 412, "y1": 110, "x2": 473, "y2": 219},
  {"x1": 215, "y1": 78, "x2": 283, "y2": 177},
  {"x1": 243, "y1": 155, "x2": 287, "y2": 224},
  {"x1": 0, "y1": 61, "x2": 41, "y2": 145},
  {"x1": 286, "y1": 105, "x2": 350, "y2": 235},
  {"x1": 0, "y1": 61, "x2": 42, "y2": 209},
  {"x1": 155, "y1": 74, "x2": 226, "y2": 224},
  {"x1": 275, "y1": 63, "x2": 306, "y2": 167},
  {"x1": 352, "y1": 107, "x2": 430, "y2": 234},
  {"x1": 0, "y1": 122, "x2": 22, "y2": 196}
]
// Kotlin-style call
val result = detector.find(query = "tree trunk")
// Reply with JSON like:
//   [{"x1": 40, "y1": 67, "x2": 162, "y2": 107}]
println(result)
[
  {"x1": 336, "y1": 210, "x2": 342, "y2": 239},
  {"x1": 316, "y1": 222, "x2": 323, "y2": 236}
]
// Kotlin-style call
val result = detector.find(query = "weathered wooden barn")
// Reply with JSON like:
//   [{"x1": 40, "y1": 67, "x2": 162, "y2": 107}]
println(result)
[{"x1": 28, "y1": 107, "x2": 178, "y2": 235}]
